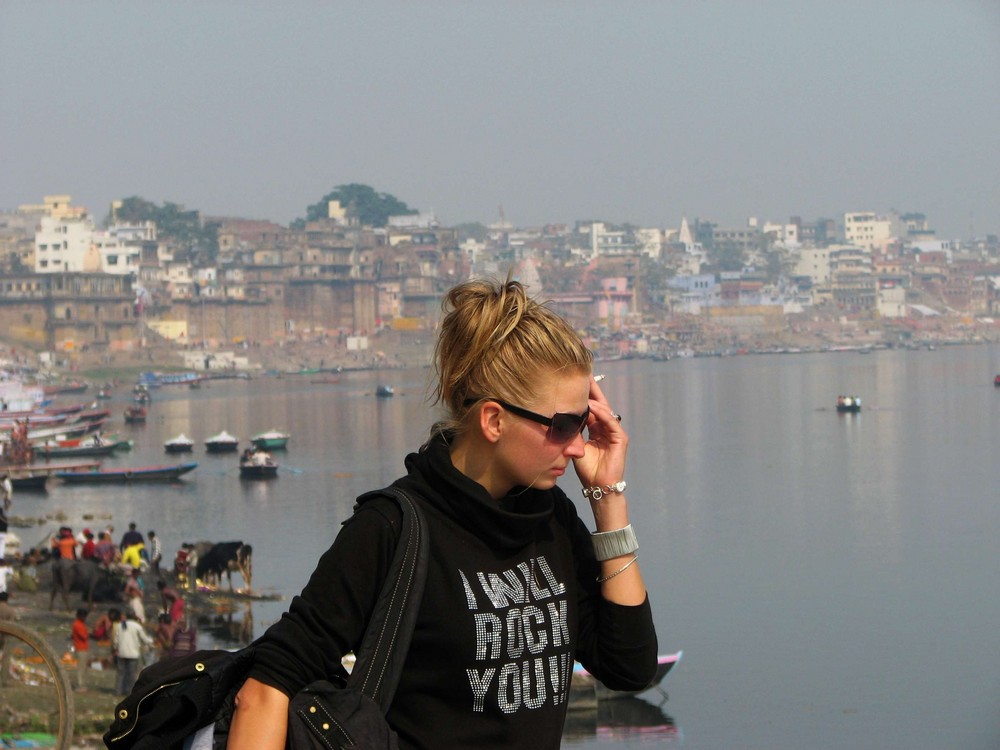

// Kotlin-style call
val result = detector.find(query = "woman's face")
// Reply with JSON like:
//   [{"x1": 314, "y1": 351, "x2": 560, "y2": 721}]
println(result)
[{"x1": 493, "y1": 370, "x2": 590, "y2": 495}]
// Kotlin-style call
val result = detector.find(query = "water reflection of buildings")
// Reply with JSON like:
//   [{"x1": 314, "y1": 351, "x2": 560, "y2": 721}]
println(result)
[{"x1": 563, "y1": 697, "x2": 681, "y2": 742}]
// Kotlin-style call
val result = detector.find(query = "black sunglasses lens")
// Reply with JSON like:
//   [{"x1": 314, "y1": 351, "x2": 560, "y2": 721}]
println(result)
[{"x1": 550, "y1": 412, "x2": 587, "y2": 442}]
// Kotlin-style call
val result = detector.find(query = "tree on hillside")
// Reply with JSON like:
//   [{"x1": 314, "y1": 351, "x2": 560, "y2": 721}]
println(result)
[
  {"x1": 293, "y1": 184, "x2": 417, "y2": 229},
  {"x1": 108, "y1": 196, "x2": 219, "y2": 262}
]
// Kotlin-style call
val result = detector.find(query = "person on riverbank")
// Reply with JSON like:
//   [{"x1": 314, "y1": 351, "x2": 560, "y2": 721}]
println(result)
[
  {"x1": 71, "y1": 607, "x2": 91, "y2": 690},
  {"x1": 227, "y1": 276, "x2": 658, "y2": 750},
  {"x1": 0, "y1": 472, "x2": 12, "y2": 559},
  {"x1": 80, "y1": 529, "x2": 96, "y2": 561},
  {"x1": 157, "y1": 578, "x2": 185, "y2": 623},
  {"x1": 168, "y1": 616, "x2": 197, "y2": 658},
  {"x1": 123, "y1": 568, "x2": 145, "y2": 624},
  {"x1": 147, "y1": 530, "x2": 162, "y2": 576},
  {"x1": 119, "y1": 522, "x2": 143, "y2": 551},
  {"x1": 154, "y1": 613, "x2": 175, "y2": 659},
  {"x1": 49, "y1": 527, "x2": 76, "y2": 611},
  {"x1": 0, "y1": 474, "x2": 10, "y2": 594},
  {"x1": 94, "y1": 531, "x2": 116, "y2": 568},
  {"x1": 115, "y1": 610, "x2": 152, "y2": 696}
]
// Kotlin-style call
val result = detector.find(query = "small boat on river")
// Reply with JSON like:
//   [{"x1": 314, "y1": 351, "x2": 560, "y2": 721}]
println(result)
[
  {"x1": 124, "y1": 406, "x2": 147, "y2": 423},
  {"x1": 835, "y1": 395, "x2": 862, "y2": 413},
  {"x1": 55, "y1": 462, "x2": 198, "y2": 483},
  {"x1": 375, "y1": 385, "x2": 395, "y2": 398},
  {"x1": 250, "y1": 430, "x2": 290, "y2": 450},
  {"x1": 37, "y1": 440, "x2": 118, "y2": 459},
  {"x1": 164, "y1": 433, "x2": 195, "y2": 453},
  {"x1": 572, "y1": 651, "x2": 682, "y2": 703},
  {"x1": 6, "y1": 461, "x2": 102, "y2": 490},
  {"x1": 239, "y1": 450, "x2": 278, "y2": 479},
  {"x1": 205, "y1": 430, "x2": 239, "y2": 453}
]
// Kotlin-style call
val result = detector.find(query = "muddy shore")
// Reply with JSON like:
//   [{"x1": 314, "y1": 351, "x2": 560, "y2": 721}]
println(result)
[{"x1": 2, "y1": 561, "x2": 253, "y2": 749}]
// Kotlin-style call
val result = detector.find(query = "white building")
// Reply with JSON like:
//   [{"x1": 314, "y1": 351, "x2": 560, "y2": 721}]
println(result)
[
  {"x1": 791, "y1": 247, "x2": 832, "y2": 285},
  {"x1": 92, "y1": 222, "x2": 156, "y2": 276},
  {"x1": 843, "y1": 212, "x2": 893, "y2": 250},
  {"x1": 877, "y1": 285, "x2": 907, "y2": 318},
  {"x1": 34, "y1": 214, "x2": 96, "y2": 272},
  {"x1": 634, "y1": 228, "x2": 662, "y2": 260},
  {"x1": 762, "y1": 221, "x2": 800, "y2": 247}
]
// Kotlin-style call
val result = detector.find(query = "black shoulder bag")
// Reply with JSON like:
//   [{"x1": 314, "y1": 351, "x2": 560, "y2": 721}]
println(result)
[{"x1": 103, "y1": 486, "x2": 429, "y2": 750}]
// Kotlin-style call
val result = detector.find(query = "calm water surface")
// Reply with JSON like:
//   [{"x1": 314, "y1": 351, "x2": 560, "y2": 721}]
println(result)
[{"x1": 19, "y1": 348, "x2": 1000, "y2": 749}]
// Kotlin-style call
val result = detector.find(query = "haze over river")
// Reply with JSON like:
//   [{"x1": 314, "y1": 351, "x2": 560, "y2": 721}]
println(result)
[{"x1": 20, "y1": 346, "x2": 1000, "y2": 748}]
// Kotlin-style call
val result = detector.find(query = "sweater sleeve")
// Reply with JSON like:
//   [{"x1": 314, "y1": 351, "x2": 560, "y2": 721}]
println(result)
[
  {"x1": 248, "y1": 500, "x2": 401, "y2": 697},
  {"x1": 559, "y1": 495, "x2": 659, "y2": 692}
]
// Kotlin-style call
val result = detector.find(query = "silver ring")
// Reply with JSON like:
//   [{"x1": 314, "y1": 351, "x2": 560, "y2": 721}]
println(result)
[{"x1": 613, "y1": 413, "x2": 622, "y2": 422}]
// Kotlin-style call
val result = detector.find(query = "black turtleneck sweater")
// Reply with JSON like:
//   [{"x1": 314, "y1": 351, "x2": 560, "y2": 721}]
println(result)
[{"x1": 250, "y1": 435, "x2": 658, "y2": 750}]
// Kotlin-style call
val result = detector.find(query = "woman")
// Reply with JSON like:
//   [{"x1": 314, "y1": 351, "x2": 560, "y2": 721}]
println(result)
[{"x1": 228, "y1": 277, "x2": 657, "y2": 749}]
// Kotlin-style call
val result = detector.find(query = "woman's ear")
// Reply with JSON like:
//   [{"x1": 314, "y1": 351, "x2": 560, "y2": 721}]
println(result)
[{"x1": 479, "y1": 401, "x2": 503, "y2": 443}]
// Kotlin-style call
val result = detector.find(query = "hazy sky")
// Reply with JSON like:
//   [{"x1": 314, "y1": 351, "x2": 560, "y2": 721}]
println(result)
[{"x1": 2, "y1": 1, "x2": 998, "y2": 239}]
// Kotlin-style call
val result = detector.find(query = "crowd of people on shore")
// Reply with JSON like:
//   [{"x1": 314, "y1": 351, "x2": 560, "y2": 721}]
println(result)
[{"x1": 0, "y1": 518, "x2": 199, "y2": 696}]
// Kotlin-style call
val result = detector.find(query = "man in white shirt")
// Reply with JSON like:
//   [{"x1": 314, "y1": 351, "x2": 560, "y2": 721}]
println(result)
[{"x1": 115, "y1": 611, "x2": 153, "y2": 696}]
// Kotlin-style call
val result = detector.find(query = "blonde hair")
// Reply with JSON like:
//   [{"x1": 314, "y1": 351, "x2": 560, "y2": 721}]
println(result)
[{"x1": 431, "y1": 274, "x2": 592, "y2": 436}]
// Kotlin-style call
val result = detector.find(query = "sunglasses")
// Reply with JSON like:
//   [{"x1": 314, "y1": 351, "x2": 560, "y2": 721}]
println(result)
[{"x1": 464, "y1": 398, "x2": 590, "y2": 443}]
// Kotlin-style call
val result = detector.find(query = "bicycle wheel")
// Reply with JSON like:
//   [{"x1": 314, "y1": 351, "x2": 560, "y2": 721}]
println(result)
[{"x1": 0, "y1": 620, "x2": 75, "y2": 750}]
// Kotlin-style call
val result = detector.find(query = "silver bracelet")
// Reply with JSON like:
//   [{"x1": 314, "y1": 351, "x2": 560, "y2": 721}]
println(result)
[
  {"x1": 591, "y1": 523, "x2": 639, "y2": 561},
  {"x1": 596, "y1": 554, "x2": 638, "y2": 583},
  {"x1": 582, "y1": 480, "x2": 626, "y2": 501}
]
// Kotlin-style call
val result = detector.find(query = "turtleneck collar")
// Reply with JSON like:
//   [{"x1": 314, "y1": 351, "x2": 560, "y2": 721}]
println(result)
[{"x1": 398, "y1": 432, "x2": 555, "y2": 551}]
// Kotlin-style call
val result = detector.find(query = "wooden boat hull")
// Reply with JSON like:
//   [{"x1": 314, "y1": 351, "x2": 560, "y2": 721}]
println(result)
[
  {"x1": 250, "y1": 436, "x2": 289, "y2": 450},
  {"x1": 205, "y1": 442, "x2": 239, "y2": 453},
  {"x1": 165, "y1": 444, "x2": 194, "y2": 453},
  {"x1": 11, "y1": 474, "x2": 48, "y2": 490},
  {"x1": 239, "y1": 464, "x2": 279, "y2": 479},
  {"x1": 55, "y1": 462, "x2": 198, "y2": 483},
  {"x1": 38, "y1": 443, "x2": 118, "y2": 459},
  {"x1": 572, "y1": 651, "x2": 682, "y2": 702}
]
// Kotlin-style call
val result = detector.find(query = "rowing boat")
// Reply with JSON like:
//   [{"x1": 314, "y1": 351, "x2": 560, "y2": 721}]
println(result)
[
  {"x1": 571, "y1": 651, "x2": 682, "y2": 704},
  {"x1": 55, "y1": 462, "x2": 198, "y2": 483}
]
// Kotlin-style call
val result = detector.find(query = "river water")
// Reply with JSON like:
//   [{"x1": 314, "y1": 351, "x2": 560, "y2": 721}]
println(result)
[{"x1": 18, "y1": 346, "x2": 1000, "y2": 749}]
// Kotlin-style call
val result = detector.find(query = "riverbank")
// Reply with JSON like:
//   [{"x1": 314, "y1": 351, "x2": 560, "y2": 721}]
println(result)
[
  {"x1": 2, "y1": 562, "x2": 258, "y2": 749},
  {"x1": 4, "y1": 570, "x2": 121, "y2": 748}
]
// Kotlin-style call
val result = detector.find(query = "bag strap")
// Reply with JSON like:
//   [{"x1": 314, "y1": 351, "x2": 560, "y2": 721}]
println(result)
[{"x1": 346, "y1": 485, "x2": 429, "y2": 713}]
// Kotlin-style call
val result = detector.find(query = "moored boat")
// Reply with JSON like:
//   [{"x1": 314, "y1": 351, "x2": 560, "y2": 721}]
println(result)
[
  {"x1": 239, "y1": 449, "x2": 278, "y2": 479},
  {"x1": 124, "y1": 405, "x2": 147, "y2": 423},
  {"x1": 5, "y1": 461, "x2": 102, "y2": 490},
  {"x1": 205, "y1": 430, "x2": 239, "y2": 453},
  {"x1": 572, "y1": 651, "x2": 682, "y2": 702},
  {"x1": 994, "y1": 374, "x2": 1000, "y2": 387},
  {"x1": 55, "y1": 462, "x2": 198, "y2": 483},
  {"x1": 835, "y1": 395, "x2": 862, "y2": 413},
  {"x1": 164, "y1": 433, "x2": 195, "y2": 453},
  {"x1": 250, "y1": 430, "x2": 290, "y2": 450},
  {"x1": 9, "y1": 473, "x2": 49, "y2": 490},
  {"x1": 37, "y1": 441, "x2": 118, "y2": 459},
  {"x1": 75, "y1": 407, "x2": 112, "y2": 423},
  {"x1": 375, "y1": 385, "x2": 395, "y2": 398},
  {"x1": 42, "y1": 381, "x2": 89, "y2": 396}
]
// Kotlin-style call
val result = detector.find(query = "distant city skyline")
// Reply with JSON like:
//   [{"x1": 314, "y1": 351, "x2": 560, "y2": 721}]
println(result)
[{"x1": 1, "y1": 2, "x2": 998, "y2": 239}]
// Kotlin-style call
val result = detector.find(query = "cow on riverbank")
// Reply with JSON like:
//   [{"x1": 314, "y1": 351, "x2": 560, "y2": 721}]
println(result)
[{"x1": 194, "y1": 541, "x2": 252, "y2": 591}]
